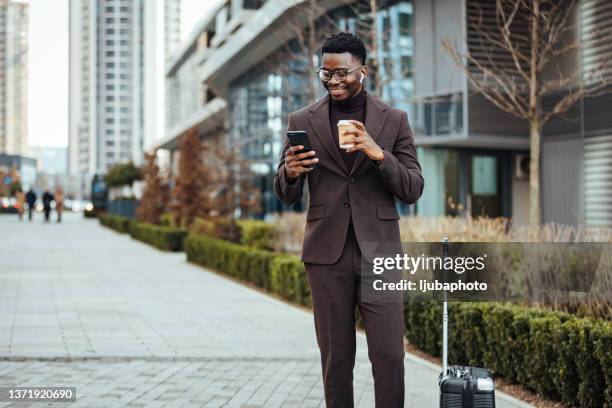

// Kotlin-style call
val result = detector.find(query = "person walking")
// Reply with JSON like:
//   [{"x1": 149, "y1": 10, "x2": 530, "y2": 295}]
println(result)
[
  {"x1": 274, "y1": 32, "x2": 424, "y2": 408},
  {"x1": 25, "y1": 188, "x2": 37, "y2": 221},
  {"x1": 15, "y1": 188, "x2": 25, "y2": 221},
  {"x1": 42, "y1": 190, "x2": 54, "y2": 223},
  {"x1": 55, "y1": 188, "x2": 64, "y2": 223}
]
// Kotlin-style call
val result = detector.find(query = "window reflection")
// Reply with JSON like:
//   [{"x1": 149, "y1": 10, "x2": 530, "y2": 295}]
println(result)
[
  {"x1": 414, "y1": 93, "x2": 463, "y2": 137},
  {"x1": 229, "y1": 57, "x2": 309, "y2": 215}
]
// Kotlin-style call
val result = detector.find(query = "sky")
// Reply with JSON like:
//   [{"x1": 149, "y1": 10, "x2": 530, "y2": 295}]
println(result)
[{"x1": 26, "y1": 0, "x2": 221, "y2": 148}]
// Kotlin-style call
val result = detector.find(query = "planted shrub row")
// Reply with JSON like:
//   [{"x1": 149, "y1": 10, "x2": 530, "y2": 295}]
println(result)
[
  {"x1": 98, "y1": 213, "x2": 132, "y2": 234},
  {"x1": 129, "y1": 222, "x2": 187, "y2": 252},
  {"x1": 184, "y1": 234, "x2": 310, "y2": 307},
  {"x1": 405, "y1": 299, "x2": 611, "y2": 407},
  {"x1": 99, "y1": 214, "x2": 186, "y2": 251}
]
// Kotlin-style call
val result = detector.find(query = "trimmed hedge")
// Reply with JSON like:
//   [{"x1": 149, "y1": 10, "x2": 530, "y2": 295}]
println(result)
[
  {"x1": 185, "y1": 234, "x2": 311, "y2": 307},
  {"x1": 129, "y1": 222, "x2": 187, "y2": 251},
  {"x1": 237, "y1": 219, "x2": 279, "y2": 251},
  {"x1": 185, "y1": 234, "x2": 276, "y2": 290},
  {"x1": 98, "y1": 213, "x2": 133, "y2": 233},
  {"x1": 270, "y1": 255, "x2": 310, "y2": 307},
  {"x1": 405, "y1": 299, "x2": 611, "y2": 407}
]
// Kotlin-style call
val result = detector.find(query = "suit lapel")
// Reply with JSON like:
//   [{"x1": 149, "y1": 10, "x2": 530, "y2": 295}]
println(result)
[
  {"x1": 307, "y1": 97, "x2": 350, "y2": 175},
  {"x1": 349, "y1": 93, "x2": 388, "y2": 175}
]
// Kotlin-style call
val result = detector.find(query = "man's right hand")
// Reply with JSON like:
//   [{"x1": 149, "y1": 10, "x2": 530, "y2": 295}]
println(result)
[{"x1": 284, "y1": 145, "x2": 318, "y2": 181}]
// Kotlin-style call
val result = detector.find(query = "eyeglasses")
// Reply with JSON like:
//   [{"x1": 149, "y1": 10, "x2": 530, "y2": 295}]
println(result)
[{"x1": 317, "y1": 65, "x2": 364, "y2": 82}]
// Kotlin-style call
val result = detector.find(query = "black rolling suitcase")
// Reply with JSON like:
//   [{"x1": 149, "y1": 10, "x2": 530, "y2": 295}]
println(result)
[{"x1": 439, "y1": 237, "x2": 496, "y2": 408}]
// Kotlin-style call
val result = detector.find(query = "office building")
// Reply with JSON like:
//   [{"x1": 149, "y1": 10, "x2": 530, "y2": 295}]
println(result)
[
  {"x1": 412, "y1": 0, "x2": 612, "y2": 227},
  {"x1": 160, "y1": 0, "x2": 611, "y2": 226},
  {"x1": 68, "y1": 0, "x2": 181, "y2": 198},
  {"x1": 0, "y1": 0, "x2": 28, "y2": 156}
]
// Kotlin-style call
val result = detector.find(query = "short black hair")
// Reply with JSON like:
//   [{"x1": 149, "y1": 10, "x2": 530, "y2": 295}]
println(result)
[{"x1": 321, "y1": 32, "x2": 367, "y2": 65}]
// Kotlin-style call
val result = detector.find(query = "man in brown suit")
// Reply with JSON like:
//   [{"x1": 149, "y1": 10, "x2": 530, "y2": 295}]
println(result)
[{"x1": 274, "y1": 33, "x2": 424, "y2": 408}]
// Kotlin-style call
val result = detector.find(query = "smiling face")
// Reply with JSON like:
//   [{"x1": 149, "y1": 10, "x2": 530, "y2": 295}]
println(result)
[{"x1": 320, "y1": 52, "x2": 367, "y2": 102}]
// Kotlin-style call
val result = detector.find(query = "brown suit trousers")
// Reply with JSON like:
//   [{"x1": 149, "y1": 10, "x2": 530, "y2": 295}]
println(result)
[{"x1": 305, "y1": 224, "x2": 405, "y2": 408}]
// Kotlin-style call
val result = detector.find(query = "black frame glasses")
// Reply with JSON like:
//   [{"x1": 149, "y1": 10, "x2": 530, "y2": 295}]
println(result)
[{"x1": 317, "y1": 65, "x2": 364, "y2": 82}]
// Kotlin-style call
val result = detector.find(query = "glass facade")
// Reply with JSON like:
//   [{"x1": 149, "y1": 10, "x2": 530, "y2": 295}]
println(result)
[
  {"x1": 335, "y1": 1, "x2": 414, "y2": 118},
  {"x1": 227, "y1": 0, "x2": 417, "y2": 216},
  {"x1": 228, "y1": 55, "x2": 311, "y2": 215}
]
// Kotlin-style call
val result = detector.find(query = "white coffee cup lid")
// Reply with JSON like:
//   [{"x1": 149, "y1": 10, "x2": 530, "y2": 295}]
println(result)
[{"x1": 337, "y1": 120, "x2": 352, "y2": 126}]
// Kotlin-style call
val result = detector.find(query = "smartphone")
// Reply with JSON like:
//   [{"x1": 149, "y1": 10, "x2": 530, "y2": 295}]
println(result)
[{"x1": 287, "y1": 130, "x2": 316, "y2": 169}]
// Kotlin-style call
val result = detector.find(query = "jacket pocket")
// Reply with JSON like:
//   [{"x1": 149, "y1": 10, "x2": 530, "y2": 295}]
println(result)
[
  {"x1": 306, "y1": 204, "x2": 326, "y2": 221},
  {"x1": 376, "y1": 206, "x2": 399, "y2": 220}
]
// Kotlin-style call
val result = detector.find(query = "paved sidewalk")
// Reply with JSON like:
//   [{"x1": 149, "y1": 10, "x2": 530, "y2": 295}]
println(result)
[{"x1": 0, "y1": 213, "x2": 531, "y2": 407}]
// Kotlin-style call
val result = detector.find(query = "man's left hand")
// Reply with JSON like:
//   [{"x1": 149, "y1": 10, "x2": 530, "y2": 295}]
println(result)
[{"x1": 343, "y1": 120, "x2": 385, "y2": 162}]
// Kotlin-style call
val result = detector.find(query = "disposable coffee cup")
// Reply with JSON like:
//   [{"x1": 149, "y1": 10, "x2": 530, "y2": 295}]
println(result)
[{"x1": 337, "y1": 120, "x2": 354, "y2": 150}]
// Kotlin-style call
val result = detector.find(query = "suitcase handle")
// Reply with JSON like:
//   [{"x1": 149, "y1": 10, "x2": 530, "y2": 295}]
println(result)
[{"x1": 442, "y1": 236, "x2": 449, "y2": 377}]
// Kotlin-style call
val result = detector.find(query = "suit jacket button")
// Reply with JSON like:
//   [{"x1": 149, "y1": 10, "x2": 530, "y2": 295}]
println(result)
[
  {"x1": 344, "y1": 202, "x2": 350, "y2": 208},
  {"x1": 349, "y1": 177, "x2": 355, "y2": 182}
]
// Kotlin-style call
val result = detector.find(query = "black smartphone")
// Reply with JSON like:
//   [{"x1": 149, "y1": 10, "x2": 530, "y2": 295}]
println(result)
[{"x1": 287, "y1": 130, "x2": 316, "y2": 169}]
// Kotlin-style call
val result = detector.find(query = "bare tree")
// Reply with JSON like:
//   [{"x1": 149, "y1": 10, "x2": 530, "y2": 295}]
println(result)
[
  {"x1": 442, "y1": 0, "x2": 611, "y2": 225},
  {"x1": 170, "y1": 129, "x2": 216, "y2": 227},
  {"x1": 207, "y1": 139, "x2": 261, "y2": 219},
  {"x1": 136, "y1": 152, "x2": 169, "y2": 225}
]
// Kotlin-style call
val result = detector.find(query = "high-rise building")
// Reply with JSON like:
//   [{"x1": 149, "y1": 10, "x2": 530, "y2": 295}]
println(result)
[
  {"x1": 68, "y1": 0, "x2": 180, "y2": 198},
  {"x1": 0, "y1": 0, "x2": 29, "y2": 156},
  {"x1": 165, "y1": 0, "x2": 181, "y2": 61}
]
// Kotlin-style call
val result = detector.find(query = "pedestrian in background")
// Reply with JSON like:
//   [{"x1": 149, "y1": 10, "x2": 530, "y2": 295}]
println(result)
[
  {"x1": 15, "y1": 188, "x2": 25, "y2": 221},
  {"x1": 55, "y1": 188, "x2": 64, "y2": 223},
  {"x1": 25, "y1": 188, "x2": 37, "y2": 221},
  {"x1": 42, "y1": 190, "x2": 54, "y2": 223}
]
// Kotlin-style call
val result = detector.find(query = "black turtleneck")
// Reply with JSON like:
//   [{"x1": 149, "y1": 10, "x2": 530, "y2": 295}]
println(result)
[{"x1": 329, "y1": 88, "x2": 366, "y2": 171}]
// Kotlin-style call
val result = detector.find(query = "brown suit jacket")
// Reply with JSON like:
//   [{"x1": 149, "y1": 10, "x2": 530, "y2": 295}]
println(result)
[{"x1": 273, "y1": 93, "x2": 424, "y2": 265}]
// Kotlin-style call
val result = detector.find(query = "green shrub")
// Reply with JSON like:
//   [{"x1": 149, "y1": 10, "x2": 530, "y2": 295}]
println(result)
[
  {"x1": 104, "y1": 161, "x2": 142, "y2": 187},
  {"x1": 592, "y1": 321, "x2": 612, "y2": 408},
  {"x1": 555, "y1": 318, "x2": 582, "y2": 406},
  {"x1": 237, "y1": 220, "x2": 279, "y2": 251},
  {"x1": 185, "y1": 234, "x2": 312, "y2": 307},
  {"x1": 129, "y1": 222, "x2": 187, "y2": 251},
  {"x1": 98, "y1": 213, "x2": 133, "y2": 233},
  {"x1": 404, "y1": 300, "x2": 611, "y2": 407},
  {"x1": 528, "y1": 316, "x2": 562, "y2": 398},
  {"x1": 482, "y1": 304, "x2": 520, "y2": 382},
  {"x1": 190, "y1": 217, "x2": 241, "y2": 243},
  {"x1": 573, "y1": 319, "x2": 606, "y2": 408},
  {"x1": 185, "y1": 234, "x2": 276, "y2": 290},
  {"x1": 159, "y1": 213, "x2": 175, "y2": 227},
  {"x1": 270, "y1": 255, "x2": 310, "y2": 306}
]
